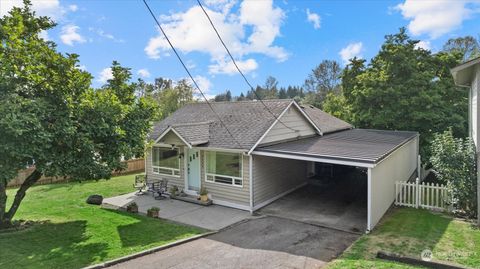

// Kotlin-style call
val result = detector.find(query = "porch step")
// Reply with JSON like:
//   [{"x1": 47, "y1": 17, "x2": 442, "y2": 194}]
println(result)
[{"x1": 171, "y1": 194, "x2": 213, "y2": 206}]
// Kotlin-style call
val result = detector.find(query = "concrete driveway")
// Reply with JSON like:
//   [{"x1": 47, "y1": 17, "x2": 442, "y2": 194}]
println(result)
[
  {"x1": 259, "y1": 182, "x2": 367, "y2": 233},
  {"x1": 108, "y1": 216, "x2": 360, "y2": 269}
]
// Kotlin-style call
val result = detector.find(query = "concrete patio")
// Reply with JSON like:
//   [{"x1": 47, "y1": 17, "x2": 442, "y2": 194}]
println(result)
[{"x1": 102, "y1": 192, "x2": 251, "y2": 231}]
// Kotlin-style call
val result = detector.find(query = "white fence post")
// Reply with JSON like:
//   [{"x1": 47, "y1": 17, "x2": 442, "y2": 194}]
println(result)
[{"x1": 415, "y1": 178, "x2": 419, "y2": 208}]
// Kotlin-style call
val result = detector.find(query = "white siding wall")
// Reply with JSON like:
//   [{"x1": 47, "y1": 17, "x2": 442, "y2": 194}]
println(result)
[
  {"x1": 200, "y1": 151, "x2": 250, "y2": 208},
  {"x1": 252, "y1": 155, "x2": 308, "y2": 207},
  {"x1": 145, "y1": 146, "x2": 185, "y2": 190},
  {"x1": 259, "y1": 105, "x2": 316, "y2": 146},
  {"x1": 369, "y1": 137, "x2": 418, "y2": 230}
]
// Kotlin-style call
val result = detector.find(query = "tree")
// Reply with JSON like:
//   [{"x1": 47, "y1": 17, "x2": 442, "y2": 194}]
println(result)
[
  {"x1": 443, "y1": 36, "x2": 480, "y2": 62},
  {"x1": 304, "y1": 60, "x2": 343, "y2": 108},
  {"x1": 237, "y1": 92, "x2": 246, "y2": 101},
  {"x1": 225, "y1": 90, "x2": 232, "y2": 101},
  {"x1": 338, "y1": 28, "x2": 468, "y2": 160},
  {"x1": 430, "y1": 130, "x2": 477, "y2": 218},
  {"x1": 0, "y1": 2, "x2": 157, "y2": 227}
]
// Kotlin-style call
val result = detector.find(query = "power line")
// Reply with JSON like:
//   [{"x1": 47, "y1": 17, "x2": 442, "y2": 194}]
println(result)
[
  {"x1": 196, "y1": 0, "x2": 299, "y2": 133},
  {"x1": 142, "y1": 0, "x2": 242, "y2": 149}
]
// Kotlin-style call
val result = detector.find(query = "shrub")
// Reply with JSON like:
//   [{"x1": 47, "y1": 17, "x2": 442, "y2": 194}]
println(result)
[
  {"x1": 199, "y1": 187, "x2": 208, "y2": 196},
  {"x1": 430, "y1": 129, "x2": 477, "y2": 218}
]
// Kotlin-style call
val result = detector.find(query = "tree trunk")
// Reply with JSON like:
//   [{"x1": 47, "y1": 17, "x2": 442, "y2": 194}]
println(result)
[
  {"x1": 1, "y1": 169, "x2": 42, "y2": 226},
  {"x1": 0, "y1": 179, "x2": 7, "y2": 228}
]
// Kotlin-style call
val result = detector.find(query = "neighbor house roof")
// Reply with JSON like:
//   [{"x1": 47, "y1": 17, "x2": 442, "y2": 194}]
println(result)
[
  {"x1": 255, "y1": 129, "x2": 418, "y2": 164},
  {"x1": 149, "y1": 99, "x2": 352, "y2": 150},
  {"x1": 300, "y1": 104, "x2": 352, "y2": 134},
  {"x1": 451, "y1": 56, "x2": 480, "y2": 87}
]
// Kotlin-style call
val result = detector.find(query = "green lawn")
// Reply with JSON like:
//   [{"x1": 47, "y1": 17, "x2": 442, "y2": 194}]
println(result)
[
  {"x1": 327, "y1": 207, "x2": 480, "y2": 269},
  {"x1": 0, "y1": 174, "x2": 203, "y2": 269}
]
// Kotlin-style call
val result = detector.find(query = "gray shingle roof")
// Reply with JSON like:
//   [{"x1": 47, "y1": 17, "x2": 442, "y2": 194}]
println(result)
[
  {"x1": 150, "y1": 100, "x2": 293, "y2": 150},
  {"x1": 256, "y1": 129, "x2": 418, "y2": 164},
  {"x1": 171, "y1": 122, "x2": 211, "y2": 146},
  {"x1": 300, "y1": 105, "x2": 352, "y2": 134}
]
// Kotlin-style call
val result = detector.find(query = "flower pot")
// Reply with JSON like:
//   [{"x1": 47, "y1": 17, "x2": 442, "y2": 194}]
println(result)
[
  {"x1": 147, "y1": 210, "x2": 159, "y2": 218},
  {"x1": 200, "y1": 194, "x2": 209, "y2": 202},
  {"x1": 127, "y1": 206, "x2": 138, "y2": 213}
]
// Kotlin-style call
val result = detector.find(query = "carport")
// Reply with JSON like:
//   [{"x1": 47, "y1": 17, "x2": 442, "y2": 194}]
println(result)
[{"x1": 250, "y1": 129, "x2": 419, "y2": 232}]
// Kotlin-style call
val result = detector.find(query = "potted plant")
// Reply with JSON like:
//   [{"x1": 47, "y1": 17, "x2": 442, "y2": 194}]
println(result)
[
  {"x1": 147, "y1": 207, "x2": 160, "y2": 218},
  {"x1": 126, "y1": 202, "x2": 138, "y2": 213},
  {"x1": 199, "y1": 187, "x2": 209, "y2": 202},
  {"x1": 169, "y1": 185, "x2": 179, "y2": 197}
]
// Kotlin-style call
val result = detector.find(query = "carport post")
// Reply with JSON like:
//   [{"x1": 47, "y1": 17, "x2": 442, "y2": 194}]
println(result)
[
  {"x1": 249, "y1": 154, "x2": 254, "y2": 214},
  {"x1": 367, "y1": 168, "x2": 372, "y2": 233}
]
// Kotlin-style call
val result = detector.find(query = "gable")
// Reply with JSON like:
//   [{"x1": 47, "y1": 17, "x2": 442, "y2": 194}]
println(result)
[
  {"x1": 156, "y1": 129, "x2": 189, "y2": 146},
  {"x1": 259, "y1": 104, "x2": 317, "y2": 146}
]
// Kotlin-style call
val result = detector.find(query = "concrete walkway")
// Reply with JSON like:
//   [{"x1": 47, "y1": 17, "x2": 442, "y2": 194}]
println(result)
[{"x1": 102, "y1": 192, "x2": 251, "y2": 230}]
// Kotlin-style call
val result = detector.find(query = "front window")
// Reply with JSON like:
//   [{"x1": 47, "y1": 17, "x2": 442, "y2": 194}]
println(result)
[
  {"x1": 205, "y1": 151, "x2": 242, "y2": 187},
  {"x1": 152, "y1": 147, "x2": 180, "y2": 176}
]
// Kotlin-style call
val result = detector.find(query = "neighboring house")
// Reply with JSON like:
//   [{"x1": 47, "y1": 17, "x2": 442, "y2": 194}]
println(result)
[
  {"x1": 147, "y1": 99, "x2": 419, "y2": 231},
  {"x1": 451, "y1": 56, "x2": 480, "y2": 225}
]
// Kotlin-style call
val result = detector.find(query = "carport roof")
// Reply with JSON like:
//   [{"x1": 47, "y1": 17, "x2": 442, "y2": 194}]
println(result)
[{"x1": 255, "y1": 129, "x2": 418, "y2": 165}]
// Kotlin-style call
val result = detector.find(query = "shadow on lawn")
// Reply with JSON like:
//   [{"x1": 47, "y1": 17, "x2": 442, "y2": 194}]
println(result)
[
  {"x1": 340, "y1": 208, "x2": 453, "y2": 263},
  {"x1": 106, "y1": 209, "x2": 201, "y2": 248},
  {"x1": 0, "y1": 220, "x2": 108, "y2": 269}
]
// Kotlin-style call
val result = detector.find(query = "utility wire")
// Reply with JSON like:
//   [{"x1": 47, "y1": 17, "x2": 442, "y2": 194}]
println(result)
[
  {"x1": 142, "y1": 0, "x2": 242, "y2": 149},
  {"x1": 196, "y1": 0, "x2": 299, "y2": 133}
]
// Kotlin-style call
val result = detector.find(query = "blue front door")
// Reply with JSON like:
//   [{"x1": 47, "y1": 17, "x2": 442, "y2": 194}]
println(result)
[{"x1": 187, "y1": 149, "x2": 200, "y2": 191}]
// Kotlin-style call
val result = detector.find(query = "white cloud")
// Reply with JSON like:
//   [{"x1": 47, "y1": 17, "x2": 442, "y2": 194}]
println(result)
[
  {"x1": 38, "y1": 30, "x2": 49, "y2": 40},
  {"x1": 415, "y1": 40, "x2": 431, "y2": 50},
  {"x1": 339, "y1": 42, "x2": 363, "y2": 64},
  {"x1": 395, "y1": 0, "x2": 480, "y2": 39},
  {"x1": 137, "y1": 69, "x2": 151, "y2": 78},
  {"x1": 209, "y1": 58, "x2": 258, "y2": 75},
  {"x1": 193, "y1": 75, "x2": 212, "y2": 92},
  {"x1": 68, "y1": 4, "x2": 78, "y2": 12},
  {"x1": 89, "y1": 27, "x2": 125, "y2": 43},
  {"x1": 60, "y1": 24, "x2": 86, "y2": 46},
  {"x1": 306, "y1": 9, "x2": 321, "y2": 29},
  {"x1": 97, "y1": 68, "x2": 113, "y2": 83},
  {"x1": 0, "y1": 0, "x2": 65, "y2": 20},
  {"x1": 145, "y1": 0, "x2": 286, "y2": 74}
]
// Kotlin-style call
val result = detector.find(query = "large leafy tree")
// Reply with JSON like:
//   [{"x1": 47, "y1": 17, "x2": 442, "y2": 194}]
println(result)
[
  {"x1": 330, "y1": 28, "x2": 468, "y2": 160},
  {"x1": 442, "y1": 36, "x2": 480, "y2": 62},
  {"x1": 0, "y1": 2, "x2": 157, "y2": 227},
  {"x1": 303, "y1": 60, "x2": 343, "y2": 108}
]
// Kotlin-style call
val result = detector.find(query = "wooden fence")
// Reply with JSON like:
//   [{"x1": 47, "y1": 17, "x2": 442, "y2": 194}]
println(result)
[
  {"x1": 395, "y1": 179, "x2": 450, "y2": 211},
  {"x1": 7, "y1": 159, "x2": 145, "y2": 188}
]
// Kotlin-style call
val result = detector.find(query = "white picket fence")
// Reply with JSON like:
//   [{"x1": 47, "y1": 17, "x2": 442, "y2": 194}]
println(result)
[{"x1": 395, "y1": 179, "x2": 450, "y2": 211}]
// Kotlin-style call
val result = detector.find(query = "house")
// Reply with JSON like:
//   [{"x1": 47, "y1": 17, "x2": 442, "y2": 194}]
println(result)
[
  {"x1": 451, "y1": 56, "x2": 480, "y2": 225},
  {"x1": 147, "y1": 99, "x2": 419, "y2": 232}
]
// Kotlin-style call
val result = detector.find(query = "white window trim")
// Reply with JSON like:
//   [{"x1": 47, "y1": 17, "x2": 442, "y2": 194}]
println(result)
[
  {"x1": 204, "y1": 152, "x2": 243, "y2": 187},
  {"x1": 152, "y1": 146, "x2": 181, "y2": 178}
]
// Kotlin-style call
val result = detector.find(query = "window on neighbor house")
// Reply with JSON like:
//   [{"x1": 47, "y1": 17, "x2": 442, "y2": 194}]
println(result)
[
  {"x1": 205, "y1": 151, "x2": 242, "y2": 186},
  {"x1": 152, "y1": 147, "x2": 180, "y2": 177}
]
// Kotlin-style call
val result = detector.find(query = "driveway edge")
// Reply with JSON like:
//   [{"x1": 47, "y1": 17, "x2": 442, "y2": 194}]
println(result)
[{"x1": 82, "y1": 231, "x2": 217, "y2": 269}]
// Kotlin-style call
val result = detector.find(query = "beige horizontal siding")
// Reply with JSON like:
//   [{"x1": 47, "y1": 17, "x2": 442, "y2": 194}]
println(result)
[
  {"x1": 260, "y1": 106, "x2": 316, "y2": 145},
  {"x1": 146, "y1": 146, "x2": 185, "y2": 190},
  {"x1": 253, "y1": 155, "x2": 307, "y2": 206},
  {"x1": 200, "y1": 152, "x2": 250, "y2": 206}
]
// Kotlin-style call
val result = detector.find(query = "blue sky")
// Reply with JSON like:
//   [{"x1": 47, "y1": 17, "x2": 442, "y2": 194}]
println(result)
[{"x1": 2, "y1": 0, "x2": 480, "y2": 98}]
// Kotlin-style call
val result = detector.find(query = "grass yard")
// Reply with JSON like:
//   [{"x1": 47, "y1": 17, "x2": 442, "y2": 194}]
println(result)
[
  {"x1": 327, "y1": 207, "x2": 480, "y2": 269},
  {"x1": 0, "y1": 174, "x2": 203, "y2": 269}
]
